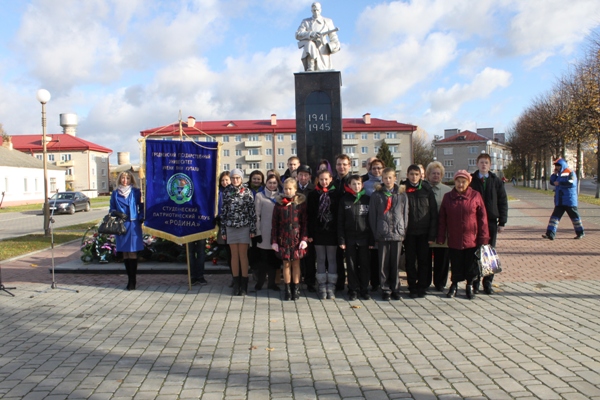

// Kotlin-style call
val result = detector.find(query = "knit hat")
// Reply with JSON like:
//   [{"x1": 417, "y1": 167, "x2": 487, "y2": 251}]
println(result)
[
  {"x1": 230, "y1": 168, "x2": 244, "y2": 179},
  {"x1": 453, "y1": 170, "x2": 472, "y2": 183}
]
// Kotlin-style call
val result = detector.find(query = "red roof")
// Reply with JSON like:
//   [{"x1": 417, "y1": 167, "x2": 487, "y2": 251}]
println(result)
[
  {"x1": 0, "y1": 134, "x2": 112, "y2": 154},
  {"x1": 140, "y1": 117, "x2": 416, "y2": 137},
  {"x1": 436, "y1": 130, "x2": 489, "y2": 143}
]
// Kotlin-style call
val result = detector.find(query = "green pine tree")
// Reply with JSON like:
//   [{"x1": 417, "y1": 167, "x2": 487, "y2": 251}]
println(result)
[{"x1": 376, "y1": 140, "x2": 396, "y2": 168}]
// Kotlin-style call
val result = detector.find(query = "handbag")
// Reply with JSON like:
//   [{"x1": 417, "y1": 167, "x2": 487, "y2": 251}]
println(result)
[
  {"x1": 475, "y1": 244, "x2": 502, "y2": 277},
  {"x1": 98, "y1": 212, "x2": 127, "y2": 235}
]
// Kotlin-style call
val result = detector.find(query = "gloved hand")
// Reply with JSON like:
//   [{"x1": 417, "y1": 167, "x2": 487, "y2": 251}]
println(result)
[
  {"x1": 111, "y1": 211, "x2": 128, "y2": 220},
  {"x1": 271, "y1": 243, "x2": 279, "y2": 252},
  {"x1": 299, "y1": 241, "x2": 307, "y2": 250},
  {"x1": 254, "y1": 235, "x2": 263, "y2": 243}
]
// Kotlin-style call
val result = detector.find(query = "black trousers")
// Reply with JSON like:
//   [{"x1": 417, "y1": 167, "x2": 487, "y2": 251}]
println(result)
[
  {"x1": 449, "y1": 248, "x2": 478, "y2": 284},
  {"x1": 404, "y1": 234, "x2": 431, "y2": 291},
  {"x1": 431, "y1": 247, "x2": 450, "y2": 289},
  {"x1": 336, "y1": 246, "x2": 346, "y2": 290},
  {"x1": 301, "y1": 242, "x2": 316, "y2": 286},
  {"x1": 345, "y1": 243, "x2": 371, "y2": 293},
  {"x1": 369, "y1": 249, "x2": 380, "y2": 288}
]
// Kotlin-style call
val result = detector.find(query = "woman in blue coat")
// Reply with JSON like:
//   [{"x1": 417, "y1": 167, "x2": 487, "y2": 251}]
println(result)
[{"x1": 110, "y1": 172, "x2": 144, "y2": 290}]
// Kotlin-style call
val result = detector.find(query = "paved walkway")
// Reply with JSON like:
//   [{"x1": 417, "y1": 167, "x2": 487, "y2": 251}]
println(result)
[{"x1": 0, "y1": 186, "x2": 599, "y2": 399}]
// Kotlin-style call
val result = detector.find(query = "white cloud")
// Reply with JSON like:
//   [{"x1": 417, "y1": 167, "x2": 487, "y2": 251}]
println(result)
[{"x1": 428, "y1": 67, "x2": 512, "y2": 114}]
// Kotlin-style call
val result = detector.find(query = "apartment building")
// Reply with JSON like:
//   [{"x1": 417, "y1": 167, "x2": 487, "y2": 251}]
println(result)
[
  {"x1": 432, "y1": 128, "x2": 512, "y2": 181},
  {"x1": 140, "y1": 113, "x2": 416, "y2": 176}
]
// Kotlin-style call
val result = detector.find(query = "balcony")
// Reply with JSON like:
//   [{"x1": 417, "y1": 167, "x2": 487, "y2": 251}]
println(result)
[
  {"x1": 342, "y1": 139, "x2": 358, "y2": 146},
  {"x1": 245, "y1": 154, "x2": 263, "y2": 162},
  {"x1": 57, "y1": 160, "x2": 74, "y2": 167},
  {"x1": 384, "y1": 138, "x2": 402, "y2": 145},
  {"x1": 392, "y1": 152, "x2": 402, "y2": 158},
  {"x1": 65, "y1": 175, "x2": 75, "y2": 182},
  {"x1": 244, "y1": 141, "x2": 263, "y2": 148}
]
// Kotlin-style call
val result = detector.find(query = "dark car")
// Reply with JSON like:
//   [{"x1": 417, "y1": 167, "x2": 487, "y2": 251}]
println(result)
[{"x1": 43, "y1": 191, "x2": 91, "y2": 215}]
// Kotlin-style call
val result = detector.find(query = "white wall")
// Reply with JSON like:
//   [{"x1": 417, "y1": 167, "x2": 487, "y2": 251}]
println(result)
[{"x1": 0, "y1": 166, "x2": 66, "y2": 206}]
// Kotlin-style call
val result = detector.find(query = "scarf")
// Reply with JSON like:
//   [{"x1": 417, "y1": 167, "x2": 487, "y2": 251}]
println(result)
[
  {"x1": 382, "y1": 186, "x2": 395, "y2": 214},
  {"x1": 281, "y1": 196, "x2": 294, "y2": 206},
  {"x1": 316, "y1": 184, "x2": 335, "y2": 223},
  {"x1": 118, "y1": 184, "x2": 132, "y2": 198},
  {"x1": 405, "y1": 180, "x2": 421, "y2": 193},
  {"x1": 344, "y1": 184, "x2": 366, "y2": 204}
]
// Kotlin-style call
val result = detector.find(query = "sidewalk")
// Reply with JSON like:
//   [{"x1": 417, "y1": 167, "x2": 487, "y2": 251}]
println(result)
[{"x1": 0, "y1": 185, "x2": 599, "y2": 399}]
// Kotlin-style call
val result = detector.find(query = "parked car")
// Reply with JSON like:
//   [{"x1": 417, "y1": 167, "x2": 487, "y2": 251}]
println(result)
[{"x1": 43, "y1": 191, "x2": 91, "y2": 214}]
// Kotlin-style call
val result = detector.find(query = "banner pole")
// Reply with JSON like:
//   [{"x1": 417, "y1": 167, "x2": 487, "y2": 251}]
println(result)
[{"x1": 186, "y1": 243, "x2": 192, "y2": 290}]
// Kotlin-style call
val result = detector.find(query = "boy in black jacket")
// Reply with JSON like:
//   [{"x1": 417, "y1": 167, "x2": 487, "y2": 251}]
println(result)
[
  {"x1": 338, "y1": 175, "x2": 373, "y2": 300},
  {"x1": 402, "y1": 164, "x2": 438, "y2": 298}
]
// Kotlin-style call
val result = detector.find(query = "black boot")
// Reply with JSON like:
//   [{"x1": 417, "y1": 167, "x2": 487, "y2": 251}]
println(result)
[
  {"x1": 130, "y1": 258, "x2": 138, "y2": 290},
  {"x1": 465, "y1": 283, "x2": 474, "y2": 299},
  {"x1": 240, "y1": 277, "x2": 248, "y2": 296},
  {"x1": 472, "y1": 279, "x2": 480, "y2": 294},
  {"x1": 284, "y1": 284, "x2": 292, "y2": 301},
  {"x1": 293, "y1": 283, "x2": 300, "y2": 300},
  {"x1": 267, "y1": 268, "x2": 280, "y2": 291},
  {"x1": 232, "y1": 276, "x2": 240, "y2": 296},
  {"x1": 446, "y1": 283, "x2": 458, "y2": 298},
  {"x1": 124, "y1": 259, "x2": 133, "y2": 290},
  {"x1": 483, "y1": 275, "x2": 494, "y2": 295},
  {"x1": 254, "y1": 264, "x2": 267, "y2": 291}
]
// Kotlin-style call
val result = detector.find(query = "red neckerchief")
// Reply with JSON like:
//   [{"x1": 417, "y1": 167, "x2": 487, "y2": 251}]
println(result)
[
  {"x1": 383, "y1": 186, "x2": 394, "y2": 214},
  {"x1": 344, "y1": 184, "x2": 366, "y2": 204},
  {"x1": 316, "y1": 184, "x2": 328, "y2": 193},
  {"x1": 281, "y1": 196, "x2": 293, "y2": 206},
  {"x1": 405, "y1": 180, "x2": 421, "y2": 193}
]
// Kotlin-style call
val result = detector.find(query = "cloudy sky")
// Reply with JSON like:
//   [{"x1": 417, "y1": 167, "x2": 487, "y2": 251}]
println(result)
[{"x1": 1, "y1": 0, "x2": 599, "y2": 163}]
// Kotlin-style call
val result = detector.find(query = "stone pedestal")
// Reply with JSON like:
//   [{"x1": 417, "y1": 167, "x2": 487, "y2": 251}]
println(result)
[{"x1": 295, "y1": 71, "x2": 342, "y2": 173}]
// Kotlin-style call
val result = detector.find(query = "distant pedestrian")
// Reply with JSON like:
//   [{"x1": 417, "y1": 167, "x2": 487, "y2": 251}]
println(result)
[{"x1": 542, "y1": 158, "x2": 585, "y2": 240}]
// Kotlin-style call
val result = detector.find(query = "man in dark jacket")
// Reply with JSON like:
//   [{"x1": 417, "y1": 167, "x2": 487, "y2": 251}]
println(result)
[
  {"x1": 402, "y1": 164, "x2": 438, "y2": 298},
  {"x1": 297, "y1": 164, "x2": 317, "y2": 291},
  {"x1": 469, "y1": 153, "x2": 508, "y2": 295},
  {"x1": 333, "y1": 154, "x2": 352, "y2": 292}
]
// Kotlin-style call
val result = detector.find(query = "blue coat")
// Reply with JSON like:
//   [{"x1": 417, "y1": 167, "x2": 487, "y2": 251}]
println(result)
[{"x1": 551, "y1": 158, "x2": 578, "y2": 207}]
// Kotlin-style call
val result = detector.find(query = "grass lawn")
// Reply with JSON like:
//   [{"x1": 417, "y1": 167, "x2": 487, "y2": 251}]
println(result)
[
  {"x1": 0, "y1": 196, "x2": 110, "y2": 214},
  {"x1": 0, "y1": 219, "x2": 100, "y2": 261}
]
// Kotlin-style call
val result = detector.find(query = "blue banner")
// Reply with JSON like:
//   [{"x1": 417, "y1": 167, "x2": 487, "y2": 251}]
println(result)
[{"x1": 144, "y1": 140, "x2": 219, "y2": 244}]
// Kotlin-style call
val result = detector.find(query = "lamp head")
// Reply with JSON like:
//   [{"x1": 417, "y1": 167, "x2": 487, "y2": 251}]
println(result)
[{"x1": 36, "y1": 89, "x2": 51, "y2": 104}]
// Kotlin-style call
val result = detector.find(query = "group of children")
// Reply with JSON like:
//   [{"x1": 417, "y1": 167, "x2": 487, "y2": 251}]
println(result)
[{"x1": 218, "y1": 153, "x2": 507, "y2": 301}]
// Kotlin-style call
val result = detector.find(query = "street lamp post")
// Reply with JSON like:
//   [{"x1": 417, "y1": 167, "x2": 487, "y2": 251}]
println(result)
[{"x1": 37, "y1": 89, "x2": 51, "y2": 236}]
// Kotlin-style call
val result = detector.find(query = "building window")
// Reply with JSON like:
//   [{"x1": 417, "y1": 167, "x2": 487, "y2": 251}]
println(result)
[
  {"x1": 235, "y1": 150, "x2": 242, "y2": 156},
  {"x1": 223, "y1": 149, "x2": 230, "y2": 157},
  {"x1": 249, "y1": 162, "x2": 260, "y2": 169},
  {"x1": 445, "y1": 172, "x2": 454, "y2": 179},
  {"x1": 24, "y1": 178, "x2": 28, "y2": 192},
  {"x1": 361, "y1": 147, "x2": 368, "y2": 154},
  {"x1": 291, "y1": 147, "x2": 297, "y2": 155},
  {"x1": 389, "y1": 146, "x2": 398, "y2": 153},
  {"x1": 265, "y1": 148, "x2": 272, "y2": 155},
  {"x1": 61, "y1": 154, "x2": 72, "y2": 161},
  {"x1": 35, "y1": 179, "x2": 38, "y2": 191},
  {"x1": 248, "y1": 134, "x2": 260, "y2": 141},
  {"x1": 66, "y1": 168, "x2": 73, "y2": 175},
  {"x1": 277, "y1": 148, "x2": 285, "y2": 155},
  {"x1": 35, "y1": 154, "x2": 42, "y2": 160},
  {"x1": 48, "y1": 154, "x2": 55, "y2": 161},
  {"x1": 101, "y1": 168, "x2": 106, "y2": 176},
  {"x1": 361, "y1": 133, "x2": 368, "y2": 140},
  {"x1": 205, "y1": 136, "x2": 216, "y2": 142},
  {"x1": 265, "y1": 134, "x2": 272, "y2": 141},
  {"x1": 344, "y1": 133, "x2": 355, "y2": 139},
  {"x1": 102, "y1": 181, "x2": 107, "y2": 189},
  {"x1": 248, "y1": 149, "x2": 260, "y2": 155},
  {"x1": 444, "y1": 160, "x2": 454, "y2": 167},
  {"x1": 235, "y1": 135, "x2": 242, "y2": 142},
  {"x1": 443, "y1": 147, "x2": 453, "y2": 155},
  {"x1": 374, "y1": 146, "x2": 379, "y2": 154},
  {"x1": 278, "y1": 162, "x2": 285, "y2": 169},
  {"x1": 374, "y1": 133, "x2": 380, "y2": 139},
  {"x1": 222, "y1": 135, "x2": 230, "y2": 142},
  {"x1": 102, "y1": 156, "x2": 107, "y2": 163},
  {"x1": 223, "y1": 163, "x2": 230, "y2": 171},
  {"x1": 277, "y1": 134, "x2": 284, "y2": 142},
  {"x1": 344, "y1": 146, "x2": 356, "y2": 154},
  {"x1": 92, "y1": 168, "x2": 95, "y2": 175},
  {"x1": 235, "y1": 163, "x2": 242, "y2": 169},
  {"x1": 92, "y1": 181, "x2": 96, "y2": 189},
  {"x1": 352, "y1": 159, "x2": 358, "y2": 167},
  {"x1": 468, "y1": 146, "x2": 478, "y2": 154},
  {"x1": 468, "y1": 159, "x2": 477, "y2": 166},
  {"x1": 386, "y1": 132, "x2": 397, "y2": 139},
  {"x1": 291, "y1": 134, "x2": 296, "y2": 141},
  {"x1": 266, "y1": 162, "x2": 273, "y2": 170},
  {"x1": 394, "y1": 159, "x2": 400, "y2": 167}
]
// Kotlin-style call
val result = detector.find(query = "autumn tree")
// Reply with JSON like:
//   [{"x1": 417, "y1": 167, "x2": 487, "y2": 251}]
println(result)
[{"x1": 412, "y1": 129, "x2": 434, "y2": 168}]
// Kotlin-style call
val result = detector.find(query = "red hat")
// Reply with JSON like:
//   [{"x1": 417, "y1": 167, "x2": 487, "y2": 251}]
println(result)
[{"x1": 453, "y1": 170, "x2": 472, "y2": 183}]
